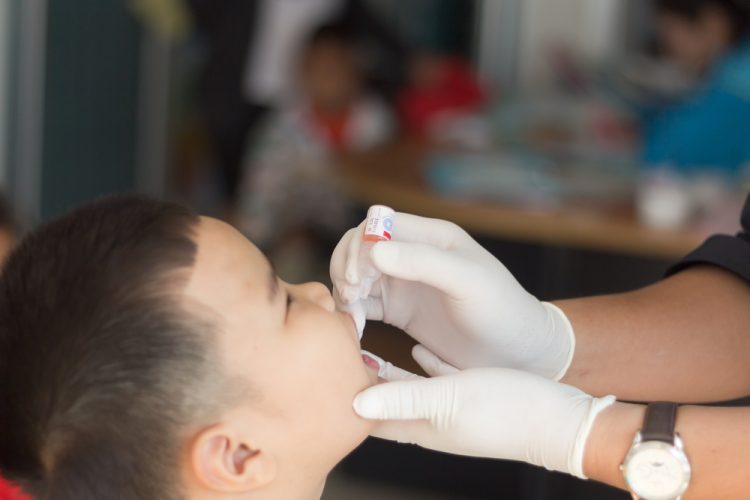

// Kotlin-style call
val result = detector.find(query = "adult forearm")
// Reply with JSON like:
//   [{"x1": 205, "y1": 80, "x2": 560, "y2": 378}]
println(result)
[
  {"x1": 585, "y1": 403, "x2": 750, "y2": 499},
  {"x1": 556, "y1": 266, "x2": 750, "y2": 402}
]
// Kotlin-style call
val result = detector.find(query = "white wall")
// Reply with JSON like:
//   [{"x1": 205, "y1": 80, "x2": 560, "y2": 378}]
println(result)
[
  {"x1": 517, "y1": 0, "x2": 624, "y2": 89},
  {"x1": 476, "y1": 0, "x2": 522, "y2": 90}
]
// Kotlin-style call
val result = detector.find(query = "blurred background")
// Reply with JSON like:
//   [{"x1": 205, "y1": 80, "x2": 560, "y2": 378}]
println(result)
[{"x1": 2, "y1": 0, "x2": 750, "y2": 498}]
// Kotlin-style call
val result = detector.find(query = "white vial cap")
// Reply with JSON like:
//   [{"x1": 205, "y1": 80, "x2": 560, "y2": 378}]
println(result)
[{"x1": 364, "y1": 205, "x2": 395, "y2": 240}]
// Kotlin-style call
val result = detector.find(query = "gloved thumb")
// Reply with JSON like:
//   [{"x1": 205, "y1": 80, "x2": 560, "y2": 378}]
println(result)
[
  {"x1": 353, "y1": 376, "x2": 449, "y2": 421},
  {"x1": 370, "y1": 241, "x2": 476, "y2": 299},
  {"x1": 361, "y1": 351, "x2": 423, "y2": 382},
  {"x1": 411, "y1": 344, "x2": 459, "y2": 377},
  {"x1": 368, "y1": 419, "x2": 437, "y2": 446}
]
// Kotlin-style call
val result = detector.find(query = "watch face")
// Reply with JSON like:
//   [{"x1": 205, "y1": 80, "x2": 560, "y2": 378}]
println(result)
[{"x1": 625, "y1": 442, "x2": 690, "y2": 500}]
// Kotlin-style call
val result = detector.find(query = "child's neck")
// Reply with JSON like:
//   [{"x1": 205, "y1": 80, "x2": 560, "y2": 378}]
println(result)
[
  {"x1": 188, "y1": 474, "x2": 326, "y2": 500},
  {"x1": 249, "y1": 477, "x2": 326, "y2": 500}
]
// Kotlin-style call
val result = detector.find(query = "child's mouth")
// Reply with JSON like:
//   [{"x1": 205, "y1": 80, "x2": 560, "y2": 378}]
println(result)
[{"x1": 361, "y1": 353, "x2": 380, "y2": 371}]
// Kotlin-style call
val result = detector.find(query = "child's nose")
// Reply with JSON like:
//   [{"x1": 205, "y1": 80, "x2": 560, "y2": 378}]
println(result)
[{"x1": 300, "y1": 282, "x2": 335, "y2": 312}]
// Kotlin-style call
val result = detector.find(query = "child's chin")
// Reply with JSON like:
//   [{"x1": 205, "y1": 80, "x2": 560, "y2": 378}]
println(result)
[
  {"x1": 364, "y1": 365, "x2": 380, "y2": 385},
  {"x1": 351, "y1": 418, "x2": 378, "y2": 448}
]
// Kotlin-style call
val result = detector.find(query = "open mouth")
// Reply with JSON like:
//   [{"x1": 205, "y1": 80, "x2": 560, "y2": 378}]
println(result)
[{"x1": 361, "y1": 352, "x2": 381, "y2": 371}]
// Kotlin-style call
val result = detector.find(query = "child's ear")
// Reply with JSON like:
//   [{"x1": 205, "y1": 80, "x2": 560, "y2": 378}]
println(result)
[{"x1": 191, "y1": 424, "x2": 276, "y2": 493}]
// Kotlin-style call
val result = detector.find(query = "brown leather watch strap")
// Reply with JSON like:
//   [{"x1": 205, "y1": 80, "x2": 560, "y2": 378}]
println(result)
[{"x1": 641, "y1": 402, "x2": 678, "y2": 443}]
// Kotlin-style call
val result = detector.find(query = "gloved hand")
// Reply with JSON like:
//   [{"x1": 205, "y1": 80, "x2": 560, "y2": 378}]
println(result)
[
  {"x1": 357, "y1": 347, "x2": 615, "y2": 479},
  {"x1": 331, "y1": 212, "x2": 575, "y2": 379}
]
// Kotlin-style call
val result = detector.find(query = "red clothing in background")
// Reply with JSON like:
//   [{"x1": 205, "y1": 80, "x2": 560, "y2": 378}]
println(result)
[
  {"x1": 398, "y1": 56, "x2": 486, "y2": 136},
  {"x1": 0, "y1": 477, "x2": 29, "y2": 500},
  {"x1": 310, "y1": 105, "x2": 353, "y2": 153}
]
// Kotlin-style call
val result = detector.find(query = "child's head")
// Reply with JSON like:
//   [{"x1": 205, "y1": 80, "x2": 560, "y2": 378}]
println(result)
[
  {"x1": 0, "y1": 196, "x2": 377, "y2": 499},
  {"x1": 299, "y1": 23, "x2": 362, "y2": 113},
  {"x1": 656, "y1": 0, "x2": 750, "y2": 73}
]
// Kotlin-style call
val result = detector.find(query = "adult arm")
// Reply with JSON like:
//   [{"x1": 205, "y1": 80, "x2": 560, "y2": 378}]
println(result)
[
  {"x1": 586, "y1": 402, "x2": 750, "y2": 499},
  {"x1": 559, "y1": 264, "x2": 750, "y2": 402},
  {"x1": 561, "y1": 192, "x2": 750, "y2": 401}
]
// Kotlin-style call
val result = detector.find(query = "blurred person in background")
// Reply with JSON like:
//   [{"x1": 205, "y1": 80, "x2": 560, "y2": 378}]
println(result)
[
  {"x1": 398, "y1": 53, "x2": 486, "y2": 140},
  {"x1": 186, "y1": 0, "x2": 405, "y2": 210},
  {"x1": 0, "y1": 193, "x2": 18, "y2": 267},
  {"x1": 235, "y1": 24, "x2": 393, "y2": 280},
  {"x1": 644, "y1": 0, "x2": 750, "y2": 174}
]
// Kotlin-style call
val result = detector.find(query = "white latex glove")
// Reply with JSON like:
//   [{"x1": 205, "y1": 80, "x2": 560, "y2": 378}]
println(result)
[
  {"x1": 358, "y1": 347, "x2": 615, "y2": 479},
  {"x1": 331, "y1": 212, "x2": 575, "y2": 379}
]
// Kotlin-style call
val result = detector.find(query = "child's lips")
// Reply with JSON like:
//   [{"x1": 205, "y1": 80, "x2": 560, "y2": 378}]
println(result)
[{"x1": 361, "y1": 352, "x2": 381, "y2": 371}]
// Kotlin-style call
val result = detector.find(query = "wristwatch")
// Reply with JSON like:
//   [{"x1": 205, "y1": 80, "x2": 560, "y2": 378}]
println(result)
[{"x1": 620, "y1": 402, "x2": 691, "y2": 500}]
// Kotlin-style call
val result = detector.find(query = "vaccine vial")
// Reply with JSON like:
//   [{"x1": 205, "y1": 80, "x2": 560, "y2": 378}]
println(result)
[{"x1": 357, "y1": 205, "x2": 394, "y2": 298}]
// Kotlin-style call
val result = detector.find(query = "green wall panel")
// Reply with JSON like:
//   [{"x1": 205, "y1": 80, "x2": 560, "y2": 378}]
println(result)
[{"x1": 41, "y1": 0, "x2": 140, "y2": 219}]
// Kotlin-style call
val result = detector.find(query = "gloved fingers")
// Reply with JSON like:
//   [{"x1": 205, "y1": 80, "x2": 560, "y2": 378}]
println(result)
[
  {"x1": 353, "y1": 376, "x2": 450, "y2": 421},
  {"x1": 361, "y1": 295, "x2": 384, "y2": 321},
  {"x1": 333, "y1": 288, "x2": 384, "y2": 323},
  {"x1": 361, "y1": 351, "x2": 422, "y2": 382},
  {"x1": 332, "y1": 213, "x2": 475, "y2": 291},
  {"x1": 390, "y1": 212, "x2": 469, "y2": 249},
  {"x1": 329, "y1": 226, "x2": 362, "y2": 292},
  {"x1": 412, "y1": 344, "x2": 460, "y2": 376},
  {"x1": 367, "y1": 419, "x2": 439, "y2": 447},
  {"x1": 370, "y1": 241, "x2": 477, "y2": 299},
  {"x1": 334, "y1": 295, "x2": 367, "y2": 335},
  {"x1": 378, "y1": 361, "x2": 423, "y2": 382},
  {"x1": 337, "y1": 273, "x2": 387, "y2": 304},
  {"x1": 330, "y1": 227, "x2": 355, "y2": 282},
  {"x1": 344, "y1": 221, "x2": 366, "y2": 285}
]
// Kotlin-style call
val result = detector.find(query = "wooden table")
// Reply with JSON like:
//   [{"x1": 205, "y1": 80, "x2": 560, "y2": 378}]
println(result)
[{"x1": 337, "y1": 142, "x2": 705, "y2": 260}]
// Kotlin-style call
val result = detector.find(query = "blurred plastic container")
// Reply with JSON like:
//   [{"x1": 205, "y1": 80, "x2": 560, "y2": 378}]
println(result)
[
  {"x1": 636, "y1": 166, "x2": 738, "y2": 230},
  {"x1": 636, "y1": 168, "x2": 692, "y2": 229},
  {"x1": 427, "y1": 151, "x2": 634, "y2": 210}
]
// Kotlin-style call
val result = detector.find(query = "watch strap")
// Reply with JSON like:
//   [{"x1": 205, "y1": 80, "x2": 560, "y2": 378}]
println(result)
[{"x1": 641, "y1": 401, "x2": 678, "y2": 443}]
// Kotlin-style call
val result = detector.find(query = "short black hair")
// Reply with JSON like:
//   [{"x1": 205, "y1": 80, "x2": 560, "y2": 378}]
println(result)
[
  {"x1": 0, "y1": 195, "x2": 222, "y2": 499},
  {"x1": 656, "y1": 0, "x2": 750, "y2": 42},
  {"x1": 305, "y1": 22, "x2": 356, "y2": 51}
]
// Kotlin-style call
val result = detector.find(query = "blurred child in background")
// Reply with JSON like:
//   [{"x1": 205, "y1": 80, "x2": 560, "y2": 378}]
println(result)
[
  {"x1": 0, "y1": 193, "x2": 18, "y2": 269},
  {"x1": 236, "y1": 23, "x2": 393, "y2": 278},
  {"x1": 398, "y1": 53, "x2": 485, "y2": 139},
  {"x1": 645, "y1": 0, "x2": 750, "y2": 174},
  {"x1": 634, "y1": 0, "x2": 750, "y2": 229}
]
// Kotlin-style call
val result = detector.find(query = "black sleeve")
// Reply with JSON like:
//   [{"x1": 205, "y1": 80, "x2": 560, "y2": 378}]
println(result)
[{"x1": 665, "y1": 192, "x2": 750, "y2": 284}]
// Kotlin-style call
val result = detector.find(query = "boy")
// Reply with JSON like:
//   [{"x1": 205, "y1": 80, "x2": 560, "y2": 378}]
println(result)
[
  {"x1": 0, "y1": 196, "x2": 379, "y2": 499},
  {"x1": 236, "y1": 23, "x2": 393, "y2": 250}
]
